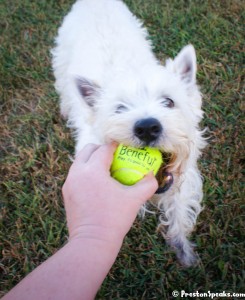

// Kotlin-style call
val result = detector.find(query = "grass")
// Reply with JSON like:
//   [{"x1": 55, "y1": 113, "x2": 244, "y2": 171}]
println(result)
[{"x1": 0, "y1": 0, "x2": 244, "y2": 298}]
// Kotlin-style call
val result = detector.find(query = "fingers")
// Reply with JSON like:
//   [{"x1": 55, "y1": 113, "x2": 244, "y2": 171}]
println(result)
[
  {"x1": 75, "y1": 144, "x2": 100, "y2": 164},
  {"x1": 88, "y1": 142, "x2": 118, "y2": 171},
  {"x1": 126, "y1": 172, "x2": 158, "y2": 204}
]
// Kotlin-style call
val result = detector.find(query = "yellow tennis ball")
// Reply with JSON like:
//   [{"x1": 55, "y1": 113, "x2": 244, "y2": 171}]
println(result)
[{"x1": 110, "y1": 144, "x2": 163, "y2": 185}]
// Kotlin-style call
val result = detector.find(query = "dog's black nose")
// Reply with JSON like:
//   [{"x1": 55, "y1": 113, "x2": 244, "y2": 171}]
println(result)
[{"x1": 134, "y1": 118, "x2": 162, "y2": 144}]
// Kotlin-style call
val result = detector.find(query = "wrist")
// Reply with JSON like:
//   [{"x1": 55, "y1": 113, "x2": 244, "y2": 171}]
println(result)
[{"x1": 68, "y1": 224, "x2": 124, "y2": 249}]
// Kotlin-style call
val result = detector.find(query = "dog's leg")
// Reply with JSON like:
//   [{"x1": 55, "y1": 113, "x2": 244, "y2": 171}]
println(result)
[
  {"x1": 74, "y1": 126, "x2": 101, "y2": 155},
  {"x1": 158, "y1": 166, "x2": 203, "y2": 266}
]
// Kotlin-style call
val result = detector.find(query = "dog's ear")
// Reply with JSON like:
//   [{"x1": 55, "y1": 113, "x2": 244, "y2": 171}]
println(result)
[
  {"x1": 76, "y1": 78, "x2": 100, "y2": 107},
  {"x1": 173, "y1": 45, "x2": 197, "y2": 84}
]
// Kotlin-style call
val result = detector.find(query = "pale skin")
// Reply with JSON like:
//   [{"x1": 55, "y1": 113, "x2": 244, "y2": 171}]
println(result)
[{"x1": 3, "y1": 143, "x2": 158, "y2": 300}]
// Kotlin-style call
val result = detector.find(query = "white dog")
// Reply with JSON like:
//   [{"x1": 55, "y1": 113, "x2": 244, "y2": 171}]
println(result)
[{"x1": 52, "y1": 0, "x2": 206, "y2": 266}]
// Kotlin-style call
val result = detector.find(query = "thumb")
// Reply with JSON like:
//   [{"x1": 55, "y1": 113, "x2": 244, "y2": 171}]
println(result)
[{"x1": 127, "y1": 172, "x2": 158, "y2": 205}]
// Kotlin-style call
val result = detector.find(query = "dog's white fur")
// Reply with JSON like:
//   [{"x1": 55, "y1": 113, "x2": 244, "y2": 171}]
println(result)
[{"x1": 52, "y1": 0, "x2": 206, "y2": 266}]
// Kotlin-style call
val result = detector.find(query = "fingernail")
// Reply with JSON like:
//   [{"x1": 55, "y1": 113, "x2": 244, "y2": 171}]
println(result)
[
  {"x1": 145, "y1": 171, "x2": 155, "y2": 178},
  {"x1": 111, "y1": 141, "x2": 118, "y2": 148}
]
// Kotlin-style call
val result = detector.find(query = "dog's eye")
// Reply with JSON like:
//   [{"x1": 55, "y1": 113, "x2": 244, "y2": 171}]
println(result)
[
  {"x1": 115, "y1": 104, "x2": 128, "y2": 113},
  {"x1": 161, "y1": 97, "x2": 174, "y2": 108}
]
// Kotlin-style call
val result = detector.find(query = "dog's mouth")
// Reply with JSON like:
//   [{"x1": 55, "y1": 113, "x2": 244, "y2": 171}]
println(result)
[
  {"x1": 155, "y1": 151, "x2": 175, "y2": 194},
  {"x1": 112, "y1": 139, "x2": 175, "y2": 194},
  {"x1": 155, "y1": 170, "x2": 173, "y2": 194}
]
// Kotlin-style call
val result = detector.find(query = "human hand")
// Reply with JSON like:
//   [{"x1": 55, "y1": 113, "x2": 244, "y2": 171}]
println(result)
[{"x1": 62, "y1": 143, "x2": 158, "y2": 244}]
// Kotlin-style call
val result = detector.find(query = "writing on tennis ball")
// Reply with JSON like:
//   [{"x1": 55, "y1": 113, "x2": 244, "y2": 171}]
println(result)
[{"x1": 110, "y1": 144, "x2": 163, "y2": 185}]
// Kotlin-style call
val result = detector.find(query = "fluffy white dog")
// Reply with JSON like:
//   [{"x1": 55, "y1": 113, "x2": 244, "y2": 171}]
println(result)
[{"x1": 52, "y1": 0, "x2": 206, "y2": 266}]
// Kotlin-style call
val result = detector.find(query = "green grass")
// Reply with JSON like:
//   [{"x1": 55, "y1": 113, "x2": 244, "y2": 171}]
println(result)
[{"x1": 0, "y1": 0, "x2": 244, "y2": 298}]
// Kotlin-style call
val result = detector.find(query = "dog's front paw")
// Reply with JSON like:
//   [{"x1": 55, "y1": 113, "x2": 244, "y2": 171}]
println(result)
[{"x1": 169, "y1": 237, "x2": 199, "y2": 267}]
